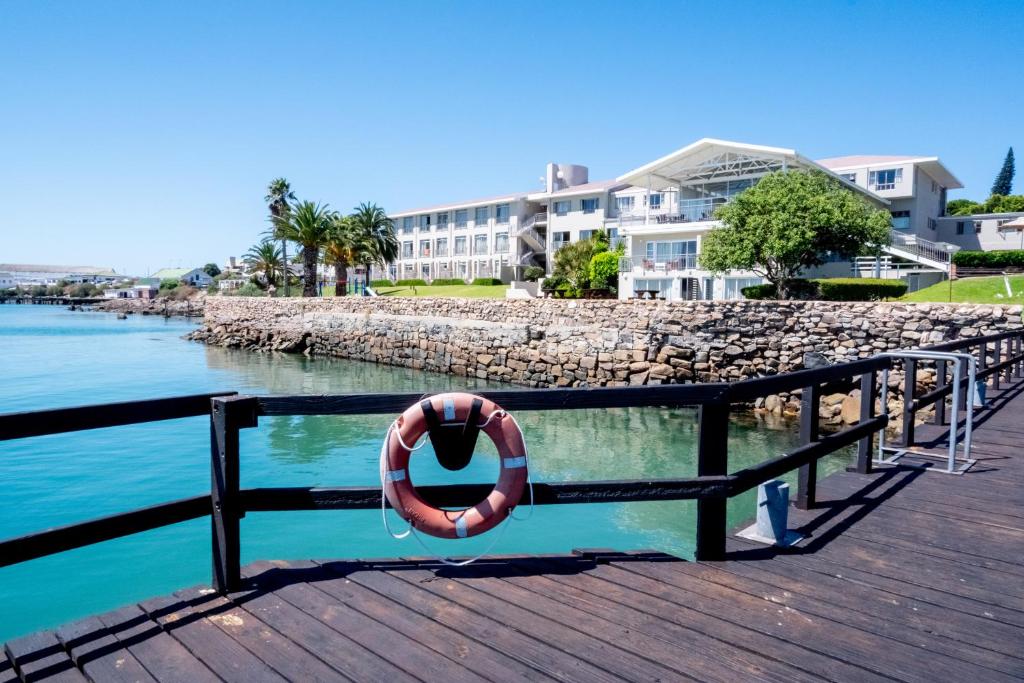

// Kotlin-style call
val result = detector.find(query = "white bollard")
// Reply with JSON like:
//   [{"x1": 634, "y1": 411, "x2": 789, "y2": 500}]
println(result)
[{"x1": 737, "y1": 480, "x2": 802, "y2": 547}]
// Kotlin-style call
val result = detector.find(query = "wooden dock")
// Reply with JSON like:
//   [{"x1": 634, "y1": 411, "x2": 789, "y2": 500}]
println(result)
[{"x1": 4, "y1": 383, "x2": 1023, "y2": 681}]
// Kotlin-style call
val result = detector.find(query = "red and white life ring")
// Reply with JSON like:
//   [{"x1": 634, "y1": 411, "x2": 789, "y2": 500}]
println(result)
[{"x1": 381, "y1": 392, "x2": 528, "y2": 539}]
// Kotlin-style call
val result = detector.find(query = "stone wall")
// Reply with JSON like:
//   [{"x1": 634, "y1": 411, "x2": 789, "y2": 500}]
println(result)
[{"x1": 191, "y1": 298, "x2": 1022, "y2": 408}]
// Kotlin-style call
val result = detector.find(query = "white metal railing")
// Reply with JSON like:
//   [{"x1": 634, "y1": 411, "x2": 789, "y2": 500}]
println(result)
[
  {"x1": 618, "y1": 254, "x2": 699, "y2": 273},
  {"x1": 520, "y1": 212, "x2": 548, "y2": 232},
  {"x1": 887, "y1": 230, "x2": 955, "y2": 264},
  {"x1": 616, "y1": 197, "x2": 727, "y2": 227}
]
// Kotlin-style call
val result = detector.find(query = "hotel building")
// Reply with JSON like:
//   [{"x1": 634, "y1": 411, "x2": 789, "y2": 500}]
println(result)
[{"x1": 388, "y1": 138, "x2": 963, "y2": 300}]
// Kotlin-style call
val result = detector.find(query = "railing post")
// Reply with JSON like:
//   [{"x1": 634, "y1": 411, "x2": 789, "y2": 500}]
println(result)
[
  {"x1": 992, "y1": 339, "x2": 1001, "y2": 390},
  {"x1": 1016, "y1": 334, "x2": 1023, "y2": 378},
  {"x1": 853, "y1": 371, "x2": 877, "y2": 474},
  {"x1": 796, "y1": 384, "x2": 820, "y2": 510},
  {"x1": 933, "y1": 360, "x2": 947, "y2": 425},
  {"x1": 899, "y1": 358, "x2": 917, "y2": 448},
  {"x1": 695, "y1": 401, "x2": 730, "y2": 561},
  {"x1": 1003, "y1": 336, "x2": 1013, "y2": 384},
  {"x1": 210, "y1": 395, "x2": 258, "y2": 593}
]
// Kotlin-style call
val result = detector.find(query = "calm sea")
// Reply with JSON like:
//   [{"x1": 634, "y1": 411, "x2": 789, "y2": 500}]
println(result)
[{"x1": 0, "y1": 304, "x2": 845, "y2": 641}]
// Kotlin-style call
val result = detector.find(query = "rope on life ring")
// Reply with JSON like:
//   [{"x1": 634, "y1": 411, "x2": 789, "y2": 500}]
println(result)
[{"x1": 378, "y1": 392, "x2": 534, "y2": 566}]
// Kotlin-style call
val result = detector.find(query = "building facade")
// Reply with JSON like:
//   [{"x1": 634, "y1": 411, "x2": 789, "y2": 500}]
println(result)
[{"x1": 387, "y1": 138, "x2": 963, "y2": 300}]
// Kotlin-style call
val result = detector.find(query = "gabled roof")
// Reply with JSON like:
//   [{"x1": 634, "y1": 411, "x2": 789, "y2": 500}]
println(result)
[
  {"x1": 151, "y1": 268, "x2": 203, "y2": 279},
  {"x1": 615, "y1": 138, "x2": 887, "y2": 204}
]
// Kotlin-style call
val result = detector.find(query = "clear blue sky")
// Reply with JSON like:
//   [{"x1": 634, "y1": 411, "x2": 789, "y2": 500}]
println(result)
[{"x1": 1, "y1": 1, "x2": 1021, "y2": 275}]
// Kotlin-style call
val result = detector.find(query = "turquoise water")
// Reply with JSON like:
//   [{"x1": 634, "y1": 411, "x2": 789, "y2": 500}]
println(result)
[{"x1": 0, "y1": 304, "x2": 848, "y2": 641}]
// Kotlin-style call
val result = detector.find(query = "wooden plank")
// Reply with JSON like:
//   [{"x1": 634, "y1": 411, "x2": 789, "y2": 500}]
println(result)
[
  {"x1": 307, "y1": 561, "x2": 553, "y2": 683},
  {"x1": 0, "y1": 392, "x2": 235, "y2": 441},
  {"x1": 210, "y1": 395, "x2": 258, "y2": 593},
  {"x1": 696, "y1": 402, "x2": 730, "y2": 560},
  {"x1": 651, "y1": 554, "x2": 1024, "y2": 677},
  {"x1": 605, "y1": 557, "x2": 1020, "y2": 683},
  {"x1": 55, "y1": 616, "x2": 156, "y2": 682},
  {"x1": 4, "y1": 631, "x2": 86, "y2": 682},
  {"x1": 492, "y1": 556, "x2": 829, "y2": 682},
  {"x1": 172, "y1": 586, "x2": 351, "y2": 682},
  {"x1": 383, "y1": 560, "x2": 683, "y2": 682},
  {"x1": 95, "y1": 605, "x2": 220, "y2": 683},
  {"x1": 329, "y1": 560, "x2": 621, "y2": 683},
  {"x1": 139, "y1": 593, "x2": 287, "y2": 682},
  {"x1": 227, "y1": 564, "x2": 419, "y2": 683},
  {"x1": 0, "y1": 495, "x2": 209, "y2": 569}
]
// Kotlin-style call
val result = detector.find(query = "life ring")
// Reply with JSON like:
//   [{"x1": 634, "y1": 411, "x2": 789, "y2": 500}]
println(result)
[{"x1": 382, "y1": 392, "x2": 528, "y2": 539}]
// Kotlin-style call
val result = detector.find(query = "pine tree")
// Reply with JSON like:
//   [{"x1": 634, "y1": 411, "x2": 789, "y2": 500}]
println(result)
[{"x1": 991, "y1": 147, "x2": 1015, "y2": 196}]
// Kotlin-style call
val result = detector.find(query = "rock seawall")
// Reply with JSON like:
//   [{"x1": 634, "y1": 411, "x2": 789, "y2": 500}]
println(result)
[
  {"x1": 190, "y1": 298, "x2": 1022, "y2": 413},
  {"x1": 92, "y1": 295, "x2": 205, "y2": 318}
]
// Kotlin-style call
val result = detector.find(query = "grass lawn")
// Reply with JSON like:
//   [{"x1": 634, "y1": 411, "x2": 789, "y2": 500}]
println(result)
[
  {"x1": 374, "y1": 284, "x2": 508, "y2": 298},
  {"x1": 900, "y1": 275, "x2": 1024, "y2": 304}
]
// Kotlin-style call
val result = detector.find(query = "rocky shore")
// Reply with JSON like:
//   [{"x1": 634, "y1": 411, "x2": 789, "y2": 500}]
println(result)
[
  {"x1": 91, "y1": 294, "x2": 205, "y2": 318},
  {"x1": 188, "y1": 297, "x2": 1023, "y2": 426}
]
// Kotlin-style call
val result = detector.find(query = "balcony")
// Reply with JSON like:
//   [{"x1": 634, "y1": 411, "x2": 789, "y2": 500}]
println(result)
[
  {"x1": 614, "y1": 197, "x2": 728, "y2": 227},
  {"x1": 618, "y1": 254, "x2": 700, "y2": 274}
]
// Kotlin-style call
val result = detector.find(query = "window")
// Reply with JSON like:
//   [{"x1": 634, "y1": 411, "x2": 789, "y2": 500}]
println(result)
[
  {"x1": 495, "y1": 203, "x2": 510, "y2": 224},
  {"x1": 839, "y1": 172, "x2": 856, "y2": 183},
  {"x1": 473, "y1": 235, "x2": 488, "y2": 255},
  {"x1": 552, "y1": 231, "x2": 570, "y2": 250},
  {"x1": 890, "y1": 210, "x2": 911, "y2": 230},
  {"x1": 419, "y1": 240, "x2": 431, "y2": 257},
  {"x1": 474, "y1": 206, "x2": 489, "y2": 226},
  {"x1": 974, "y1": 221, "x2": 983, "y2": 234},
  {"x1": 403, "y1": 263, "x2": 414, "y2": 275},
  {"x1": 455, "y1": 209, "x2": 468, "y2": 228},
  {"x1": 454, "y1": 236, "x2": 467, "y2": 255},
  {"x1": 553, "y1": 200, "x2": 570, "y2": 215},
  {"x1": 633, "y1": 279, "x2": 673, "y2": 299},
  {"x1": 457, "y1": 261, "x2": 467, "y2": 277},
  {"x1": 402, "y1": 241, "x2": 413, "y2": 258},
  {"x1": 956, "y1": 221, "x2": 965, "y2": 235},
  {"x1": 869, "y1": 168, "x2": 903, "y2": 190},
  {"x1": 437, "y1": 211, "x2": 449, "y2": 227},
  {"x1": 401, "y1": 217, "x2": 414, "y2": 234},
  {"x1": 421, "y1": 264, "x2": 430, "y2": 279},
  {"x1": 419, "y1": 214, "x2": 430, "y2": 230},
  {"x1": 581, "y1": 197, "x2": 599, "y2": 214},
  {"x1": 725, "y1": 277, "x2": 763, "y2": 300},
  {"x1": 388, "y1": 264, "x2": 397, "y2": 280},
  {"x1": 580, "y1": 229, "x2": 595, "y2": 241},
  {"x1": 608, "y1": 227, "x2": 623, "y2": 249},
  {"x1": 495, "y1": 232, "x2": 509, "y2": 253},
  {"x1": 436, "y1": 237, "x2": 448, "y2": 257},
  {"x1": 645, "y1": 240, "x2": 698, "y2": 268},
  {"x1": 645, "y1": 193, "x2": 662, "y2": 210},
  {"x1": 615, "y1": 196, "x2": 635, "y2": 212}
]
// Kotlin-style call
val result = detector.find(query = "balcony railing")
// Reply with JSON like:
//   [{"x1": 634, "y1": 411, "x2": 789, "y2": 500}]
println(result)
[
  {"x1": 615, "y1": 197, "x2": 728, "y2": 227},
  {"x1": 619, "y1": 254, "x2": 700, "y2": 274}
]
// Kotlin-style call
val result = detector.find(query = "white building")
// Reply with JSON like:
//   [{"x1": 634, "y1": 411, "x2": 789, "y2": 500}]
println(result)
[
  {"x1": 387, "y1": 138, "x2": 963, "y2": 299},
  {"x1": 0, "y1": 264, "x2": 120, "y2": 288},
  {"x1": 150, "y1": 268, "x2": 214, "y2": 288},
  {"x1": 933, "y1": 212, "x2": 1024, "y2": 252}
]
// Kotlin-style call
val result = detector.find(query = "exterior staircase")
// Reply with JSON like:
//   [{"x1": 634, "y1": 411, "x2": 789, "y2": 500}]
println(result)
[{"x1": 882, "y1": 230, "x2": 956, "y2": 273}]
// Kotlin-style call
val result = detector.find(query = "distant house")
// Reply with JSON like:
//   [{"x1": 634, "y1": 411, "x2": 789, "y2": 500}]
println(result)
[
  {"x1": 0, "y1": 272, "x2": 14, "y2": 289},
  {"x1": 217, "y1": 278, "x2": 249, "y2": 291},
  {"x1": 102, "y1": 283, "x2": 159, "y2": 299},
  {"x1": 150, "y1": 268, "x2": 213, "y2": 288},
  {"x1": 0, "y1": 263, "x2": 118, "y2": 288}
]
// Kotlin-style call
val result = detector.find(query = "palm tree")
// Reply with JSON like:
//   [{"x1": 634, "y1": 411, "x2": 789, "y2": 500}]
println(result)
[
  {"x1": 349, "y1": 202, "x2": 397, "y2": 284},
  {"x1": 243, "y1": 240, "x2": 283, "y2": 286},
  {"x1": 324, "y1": 214, "x2": 366, "y2": 296},
  {"x1": 272, "y1": 200, "x2": 333, "y2": 297},
  {"x1": 265, "y1": 179, "x2": 296, "y2": 295}
]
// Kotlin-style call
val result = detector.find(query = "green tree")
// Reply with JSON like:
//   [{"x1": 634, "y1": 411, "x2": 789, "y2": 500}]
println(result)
[
  {"x1": 700, "y1": 170, "x2": 891, "y2": 299},
  {"x1": 553, "y1": 230, "x2": 609, "y2": 294},
  {"x1": 272, "y1": 200, "x2": 333, "y2": 297},
  {"x1": 991, "y1": 147, "x2": 1015, "y2": 196},
  {"x1": 243, "y1": 239, "x2": 284, "y2": 286},
  {"x1": 265, "y1": 178, "x2": 296, "y2": 295},
  {"x1": 946, "y1": 198, "x2": 983, "y2": 216},
  {"x1": 349, "y1": 202, "x2": 397, "y2": 284},
  {"x1": 202, "y1": 262, "x2": 221, "y2": 277},
  {"x1": 324, "y1": 213, "x2": 367, "y2": 297},
  {"x1": 982, "y1": 194, "x2": 1024, "y2": 214},
  {"x1": 588, "y1": 251, "x2": 621, "y2": 290}
]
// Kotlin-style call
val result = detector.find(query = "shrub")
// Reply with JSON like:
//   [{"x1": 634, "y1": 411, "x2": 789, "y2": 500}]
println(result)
[
  {"x1": 541, "y1": 274, "x2": 567, "y2": 290},
  {"x1": 815, "y1": 278, "x2": 907, "y2": 301},
  {"x1": 523, "y1": 266, "x2": 545, "y2": 282},
  {"x1": 953, "y1": 250, "x2": 1024, "y2": 268},
  {"x1": 430, "y1": 278, "x2": 466, "y2": 286},
  {"x1": 370, "y1": 279, "x2": 394, "y2": 288},
  {"x1": 159, "y1": 278, "x2": 179, "y2": 291},
  {"x1": 395, "y1": 278, "x2": 428, "y2": 286},
  {"x1": 588, "y1": 251, "x2": 620, "y2": 290},
  {"x1": 471, "y1": 277, "x2": 502, "y2": 286},
  {"x1": 226, "y1": 282, "x2": 265, "y2": 297},
  {"x1": 740, "y1": 278, "x2": 906, "y2": 301}
]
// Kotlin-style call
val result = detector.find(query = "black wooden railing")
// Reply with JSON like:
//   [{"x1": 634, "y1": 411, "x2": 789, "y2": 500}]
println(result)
[{"x1": 1, "y1": 330, "x2": 1022, "y2": 594}]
